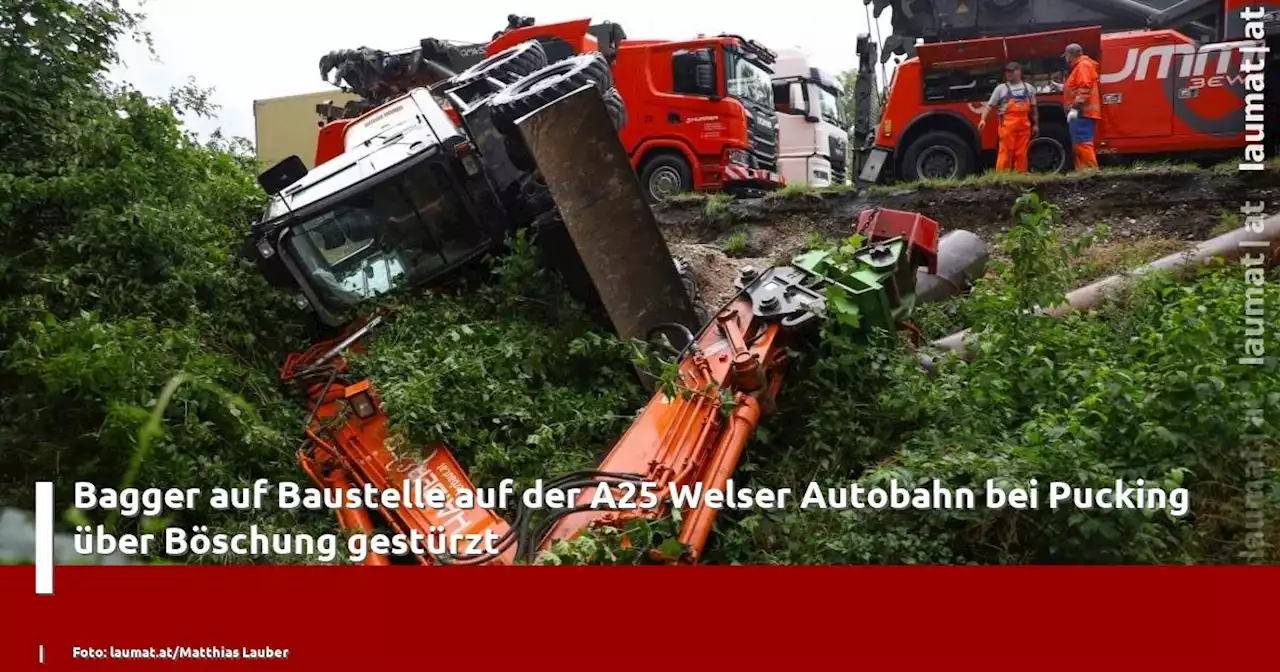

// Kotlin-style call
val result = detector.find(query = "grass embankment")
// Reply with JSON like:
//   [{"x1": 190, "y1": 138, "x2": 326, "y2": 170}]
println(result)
[{"x1": 665, "y1": 158, "x2": 1280, "y2": 210}]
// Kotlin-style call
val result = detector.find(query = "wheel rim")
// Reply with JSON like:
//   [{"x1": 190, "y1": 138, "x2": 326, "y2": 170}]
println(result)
[
  {"x1": 1029, "y1": 137, "x2": 1066, "y2": 173},
  {"x1": 917, "y1": 146, "x2": 959, "y2": 179},
  {"x1": 463, "y1": 51, "x2": 517, "y2": 78},
  {"x1": 508, "y1": 59, "x2": 578, "y2": 96},
  {"x1": 649, "y1": 167, "x2": 683, "y2": 199}
]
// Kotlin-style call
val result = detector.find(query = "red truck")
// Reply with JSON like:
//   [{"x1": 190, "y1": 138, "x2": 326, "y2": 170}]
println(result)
[
  {"x1": 488, "y1": 18, "x2": 785, "y2": 201},
  {"x1": 854, "y1": 0, "x2": 1280, "y2": 183},
  {"x1": 314, "y1": 16, "x2": 785, "y2": 202}
]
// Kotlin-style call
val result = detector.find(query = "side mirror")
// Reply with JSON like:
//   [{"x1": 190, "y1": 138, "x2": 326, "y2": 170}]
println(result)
[{"x1": 258, "y1": 155, "x2": 308, "y2": 196}]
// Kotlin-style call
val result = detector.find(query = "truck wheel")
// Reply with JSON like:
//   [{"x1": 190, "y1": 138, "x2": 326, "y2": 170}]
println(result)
[
  {"x1": 449, "y1": 40, "x2": 547, "y2": 86},
  {"x1": 900, "y1": 131, "x2": 974, "y2": 181},
  {"x1": 603, "y1": 87, "x2": 627, "y2": 131},
  {"x1": 1029, "y1": 122, "x2": 1070, "y2": 174},
  {"x1": 639, "y1": 154, "x2": 692, "y2": 203},
  {"x1": 488, "y1": 52, "x2": 613, "y2": 134}
]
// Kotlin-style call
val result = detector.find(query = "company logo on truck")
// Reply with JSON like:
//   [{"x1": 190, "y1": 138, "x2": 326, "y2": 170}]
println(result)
[
  {"x1": 1101, "y1": 40, "x2": 1260, "y2": 87},
  {"x1": 344, "y1": 102, "x2": 415, "y2": 149}
]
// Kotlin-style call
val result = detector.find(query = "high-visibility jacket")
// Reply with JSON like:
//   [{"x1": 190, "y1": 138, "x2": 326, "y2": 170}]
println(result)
[{"x1": 1064, "y1": 55, "x2": 1101, "y2": 120}]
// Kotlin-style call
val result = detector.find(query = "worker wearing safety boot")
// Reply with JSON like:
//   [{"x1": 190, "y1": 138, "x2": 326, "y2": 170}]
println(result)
[
  {"x1": 979, "y1": 62, "x2": 1038, "y2": 173},
  {"x1": 1063, "y1": 43, "x2": 1101, "y2": 171}
]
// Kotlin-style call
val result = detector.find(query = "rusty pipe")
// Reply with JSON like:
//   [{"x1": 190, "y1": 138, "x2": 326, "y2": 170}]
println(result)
[{"x1": 921, "y1": 214, "x2": 1280, "y2": 366}]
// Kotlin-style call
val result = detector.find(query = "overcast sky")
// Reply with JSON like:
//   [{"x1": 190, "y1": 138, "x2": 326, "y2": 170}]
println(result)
[{"x1": 114, "y1": 0, "x2": 896, "y2": 144}]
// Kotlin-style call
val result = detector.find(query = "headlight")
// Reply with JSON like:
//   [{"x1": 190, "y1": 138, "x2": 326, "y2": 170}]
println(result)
[
  {"x1": 728, "y1": 149, "x2": 749, "y2": 166},
  {"x1": 256, "y1": 239, "x2": 275, "y2": 259}
]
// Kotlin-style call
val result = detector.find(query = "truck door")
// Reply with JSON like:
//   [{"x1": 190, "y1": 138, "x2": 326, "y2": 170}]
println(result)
[
  {"x1": 658, "y1": 45, "x2": 730, "y2": 150},
  {"x1": 1097, "y1": 33, "x2": 1178, "y2": 140}
]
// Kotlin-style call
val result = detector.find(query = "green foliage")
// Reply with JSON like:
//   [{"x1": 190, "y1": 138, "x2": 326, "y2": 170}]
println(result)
[
  {"x1": 0, "y1": 0, "x2": 322, "y2": 555},
  {"x1": 722, "y1": 229, "x2": 749, "y2": 256},
  {"x1": 709, "y1": 193, "x2": 1279, "y2": 565},
  {"x1": 345, "y1": 234, "x2": 646, "y2": 488},
  {"x1": 702, "y1": 193, "x2": 733, "y2": 225},
  {"x1": 536, "y1": 516, "x2": 685, "y2": 565}
]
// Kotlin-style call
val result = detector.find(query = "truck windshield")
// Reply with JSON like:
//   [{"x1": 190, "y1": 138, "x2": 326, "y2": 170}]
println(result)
[
  {"x1": 726, "y1": 50, "x2": 773, "y2": 109},
  {"x1": 817, "y1": 85, "x2": 843, "y2": 126},
  {"x1": 282, "y1": 159, "x2": 489, "y2": 314}
]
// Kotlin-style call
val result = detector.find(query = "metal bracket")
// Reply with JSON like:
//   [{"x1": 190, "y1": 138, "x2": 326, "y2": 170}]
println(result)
[{"x1": 735, "y1": 265, "x2": 827, "y2": 329}]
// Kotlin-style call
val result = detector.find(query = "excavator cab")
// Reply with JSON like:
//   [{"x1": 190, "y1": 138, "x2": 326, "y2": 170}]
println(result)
[
  {"x1": 248, "y1": 39, "x2": 698, "y2": 337},
  {"x1": 247, "y1": 88, "x2": 513, "y2": 327}
]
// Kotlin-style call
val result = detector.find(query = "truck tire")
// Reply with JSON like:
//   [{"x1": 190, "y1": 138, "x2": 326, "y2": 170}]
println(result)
[
  {"x1": 639, "y1": 153, "x2": 692, "y2": 203},
  {"x1": 450, "y1": 40, "x2": 547, "y2": 86},
  {"x1": 900, "y1": 131, "x2": 974, "y2": 181},
  {"x1": 487, "y1": 52, "x2": 613, "y2": 134},
  {"x1": 603, "y1": 87, "x2": 627, "y2": 131},
  {"x1": 1029, "y1": 121, "x2": 1070, "y2": 174}
]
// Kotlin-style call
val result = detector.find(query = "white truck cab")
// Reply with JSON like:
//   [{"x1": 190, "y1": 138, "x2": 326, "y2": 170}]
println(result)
[{"x1": 770, "y1": 48, "x2": 850, "y2": 187}]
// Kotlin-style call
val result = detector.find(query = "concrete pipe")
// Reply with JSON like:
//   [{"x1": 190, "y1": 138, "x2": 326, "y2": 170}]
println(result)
[
  {"x1": 915, "y1": 229, "x2": 990, "y2": 304},
  {"x1": 921, "y1": 212, "x2": 1280, "y2": 368}
]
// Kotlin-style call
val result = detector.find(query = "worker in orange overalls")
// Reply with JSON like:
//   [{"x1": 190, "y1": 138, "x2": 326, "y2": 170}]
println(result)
[
  {"x1": 979, "y1": 62, "x2": 1039, "y2": 173},
  {"x1": 1063, "y1": 43, "x2": 1101, "y2": 170}
]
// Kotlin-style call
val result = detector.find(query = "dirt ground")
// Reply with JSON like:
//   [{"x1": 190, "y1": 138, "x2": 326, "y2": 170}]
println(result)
[{"x1": 655, "y1": 168, "x2": 1280, "y2": 310}]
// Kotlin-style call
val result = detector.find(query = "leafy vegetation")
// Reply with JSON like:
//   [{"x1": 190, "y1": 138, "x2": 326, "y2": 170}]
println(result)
[
  {"x1": 721, "y1": 229, "x2": 749, "y2": 256},
  {"x1": 3, "y1": 2, "x2": 1275, "y2": 566},
  {"x1": 711, "y1": 194, "x2": 1279, "y2": 564},
  {"x1": 0, "y1": 0, "x2": 323, "y2": 553}
]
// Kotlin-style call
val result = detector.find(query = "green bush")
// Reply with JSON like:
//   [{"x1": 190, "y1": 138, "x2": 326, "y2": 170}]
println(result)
[
  {"x1": 0, "y1": 0, "x2": 319, "y2": 552},
  {"x1": 710, "y1": 194, "x2": 1279, "y2": 564}
]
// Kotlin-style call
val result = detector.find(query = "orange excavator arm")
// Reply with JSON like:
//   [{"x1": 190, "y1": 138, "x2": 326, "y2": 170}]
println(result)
[{"x1": 281, "y1": 209, "x2": 940, "y2": 566}]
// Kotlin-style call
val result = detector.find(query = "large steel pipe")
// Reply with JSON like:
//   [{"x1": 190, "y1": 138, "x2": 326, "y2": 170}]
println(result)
[
  {"x1": 916, "y1": 229, "x2": 990, "y2": 304},
  {"x1": 517, "y1": 85, "x2": 700, "y2": 342},
  {"x1": 923, "y1": 213, "x2": 1280, "y2": 366}
]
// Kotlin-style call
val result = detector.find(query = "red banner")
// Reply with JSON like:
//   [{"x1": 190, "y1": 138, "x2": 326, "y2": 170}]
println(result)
[{"x1": 2, "y1": 566, "x2": 1275, "y2": 669}]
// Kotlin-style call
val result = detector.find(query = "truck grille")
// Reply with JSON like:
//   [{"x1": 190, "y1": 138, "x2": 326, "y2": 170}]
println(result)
[
  {"x1": 747, "y1": 108, "x2": 778, "y2": 172},
  {"x1": 829, "y1": 135, "x2": 848, "y2": 183}
]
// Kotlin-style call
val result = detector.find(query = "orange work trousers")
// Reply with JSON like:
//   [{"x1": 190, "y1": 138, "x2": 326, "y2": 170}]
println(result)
[
  {"x1": 996, "y1": 119, "x2": 1032, "y2": 173},
  {"x1": 1069, "y1": 116, "x2": 1099, "y2": 170}
]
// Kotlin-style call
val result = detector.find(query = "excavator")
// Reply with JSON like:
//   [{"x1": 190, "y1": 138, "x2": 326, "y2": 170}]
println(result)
[
  {"x1": 247, "y1": 33, "x2": 983, "y2": 564},
  {"x1": 851, "y1": 0, "x2": 1280, "y2": 181}
]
